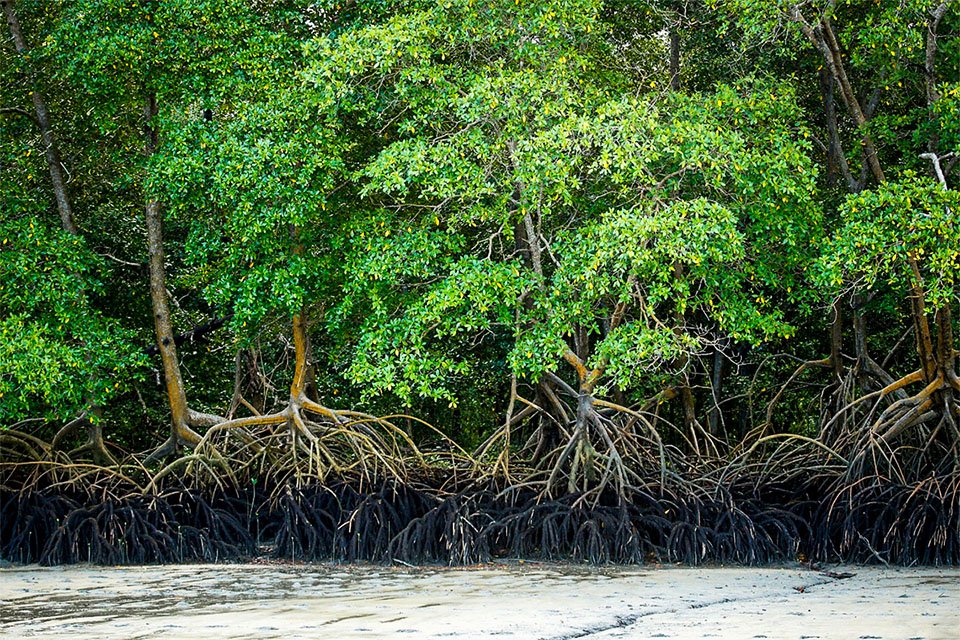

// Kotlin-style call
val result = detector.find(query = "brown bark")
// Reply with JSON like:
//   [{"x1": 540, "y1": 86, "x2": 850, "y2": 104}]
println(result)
[
  {"x1": 789, "y1": 5, "x2": 884, "y2": 184},
  {"x1": 194, "y1": 315, "x2": 333, "y2": 439},
  {"x1": 819, "y1": 66, "x2": 858, "y2": 192},
  {"x1": 707, "y1": 348, "x2": 724, "y2": 436},
  {"x1": 303, "y1": 336, "x2": 322, "y2": 403},
  {"x1": 810, "y1": 3, "x2": 955, "y2": 459},
  {"x1": 569, "y1": 388, "x2": 597, "y2": 492},
  {"x1": 2, "y1": 0, "x2": 76, "y2": 234},
  {"x1": 907, "y1": 256, "x2": 939, "y2": 383},
  {"x1": 936, "y1": 306, "x2": 955, "y2": 374},
  {"x1": 668, "y1": 28, "x2": 680, "y2": 91},
  {"x1": 291, "y1": 312, "x2": 310, "y2": 399},
  {"x1": 830, "y1": 299, "x2": 844, "y2": 378},
  {"x1": 50, "y1": 407, "x2": 112, "y2": 465},
  {"x1": 143, "y1": 95, "x2": 203, "y2": 458},
  {"x1": 288, "y1": 226, "x2": 322, "y2": 402},
  {"x1": 852, "y1": 294, "x2": 869, "y2": 361},
  {"x1": 679, "y1": 377, "x2": 698, "y2": 447},
  {"x1": 497, "y1": 373, "x2": 518, "y2": 477},
  {"x1": 819, "y1": 18, "x2": 885, "y2": 184},
  {"x1": 146, "y1": 196, "x2": 197, "y2": 442},
  {"x1": 671, "y1": 263, "x2": 702, "y2": 452},
  {"x1": 521, "y1": 210, "x2": 543, "y2": 280},
  {"x1": 190, "y1": 310, "x2": 424, "y2": 483}
]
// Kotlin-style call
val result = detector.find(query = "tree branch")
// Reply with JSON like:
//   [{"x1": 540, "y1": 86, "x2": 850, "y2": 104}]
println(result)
[{"x1": 0, "y1": 106, "x2": 38, "y2": 126}]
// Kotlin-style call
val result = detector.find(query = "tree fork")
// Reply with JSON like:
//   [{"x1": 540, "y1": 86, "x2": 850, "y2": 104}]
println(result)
[
  {"x1": 821, "y1": 4, "x2": 958, "y2": 457},
  {"x1": 182, "y1": 310, "x2": 419, "y2": 481},
  {"x1": 789, "y1": 5, "x2": 884, "y2": 183},
  {"x1": 65, "y1": 409, "x2": 114, "y2": 467},
  {"x1": 50, "y1": 408, "x2": 114, "y2": 465},
  {"x1": 819, "y1": 66, "x2": 858, "y2": 191},
  {"x1": 785, "y1": 3, "x2": 907, "y2": 443},
  {"x1": 819, "y1": 17, "x2": 885, "y2": 183}
]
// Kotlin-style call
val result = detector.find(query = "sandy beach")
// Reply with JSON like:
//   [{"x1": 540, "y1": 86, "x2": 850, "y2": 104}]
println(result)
[{"x1": 0, "y1": 563, "x2": 956, "y2": 639}]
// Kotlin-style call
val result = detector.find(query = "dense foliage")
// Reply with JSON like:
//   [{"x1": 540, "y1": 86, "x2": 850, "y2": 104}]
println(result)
[{"x1": 1, "y1": 0, "x2": 958, "y2": 564}]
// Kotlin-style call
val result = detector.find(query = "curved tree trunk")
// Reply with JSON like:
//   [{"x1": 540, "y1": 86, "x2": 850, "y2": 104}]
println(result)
[
  {"x1": 789, "y1": 6, "x2": 884, "y2": 184},
  {"x1": 2, "y1": 0, "x2": 76, "y2": 234},
  {"x1": 143, "y1": 95, "x2": 213, "y2": 461}
]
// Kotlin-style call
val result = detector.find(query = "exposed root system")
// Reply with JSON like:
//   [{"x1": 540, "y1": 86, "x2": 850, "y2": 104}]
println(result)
[{"x1": 3, "y1": 446, "x2": 955, "y2": 567}]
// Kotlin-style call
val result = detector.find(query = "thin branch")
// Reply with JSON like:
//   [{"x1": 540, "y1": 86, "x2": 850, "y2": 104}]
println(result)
[{"x1": 0, "y1": 105, "x2": 38, "y2": 126}]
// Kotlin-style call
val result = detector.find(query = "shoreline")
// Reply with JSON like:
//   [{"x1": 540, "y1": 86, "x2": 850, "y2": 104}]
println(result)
[{"x1": 2, "y1": 563, "x2": 957, "y2": 639}]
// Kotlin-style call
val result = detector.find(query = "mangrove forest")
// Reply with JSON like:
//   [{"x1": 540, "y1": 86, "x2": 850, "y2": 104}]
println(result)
[{"x1": 1, "y1": 0, "x2": 958, "y2": 566}]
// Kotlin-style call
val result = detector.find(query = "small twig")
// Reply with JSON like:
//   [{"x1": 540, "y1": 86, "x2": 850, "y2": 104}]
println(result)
[{"x1": 856, "y1": 532, "x2": 890, "y2": 566}]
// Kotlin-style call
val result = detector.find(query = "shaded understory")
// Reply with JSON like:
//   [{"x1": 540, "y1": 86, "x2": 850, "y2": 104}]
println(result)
[{"x1": 2, "y1": 468, "x2": 957, "y2": 567}]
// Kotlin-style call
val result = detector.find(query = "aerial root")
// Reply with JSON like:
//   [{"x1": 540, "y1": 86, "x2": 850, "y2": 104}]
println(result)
[
  {"x1": 144, "y1": 397, "x2": 446, "y2": 490},
  {"x1": 541, "y1": 403, "x2": 673, "y2": 501},
  {"x1": 2, "y1": 455, "x2": 956, "y2": 566},
  {"x1": 813, "y1": 470, "x2": 960, "y2": 565}
]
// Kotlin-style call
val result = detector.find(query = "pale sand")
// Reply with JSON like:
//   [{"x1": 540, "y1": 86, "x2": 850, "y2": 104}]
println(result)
[{"x1": 0, "y1": 563, "x2": 957, "y2": 639}]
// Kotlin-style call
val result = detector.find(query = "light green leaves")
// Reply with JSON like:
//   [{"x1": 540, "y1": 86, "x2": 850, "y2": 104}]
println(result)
[
  {"x1": 0, "y1": 218, "x2": 143, "y2": 421},
  {"x1": 820, "y1": 177, "x2": 960, "y2": 307}
]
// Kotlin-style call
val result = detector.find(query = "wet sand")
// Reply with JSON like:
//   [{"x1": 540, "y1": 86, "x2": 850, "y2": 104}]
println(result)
[{"x1": 1, "y1": 563, "x2": 957, "y2": 639}]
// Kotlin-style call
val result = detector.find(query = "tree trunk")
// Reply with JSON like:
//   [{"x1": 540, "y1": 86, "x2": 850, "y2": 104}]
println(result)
[
  {"x1": 303, "y1": 335, "x2": 322, "y2": 403},
  {"x1": 907, "y1": 256, "x2": 939, "y2": 384},
  {"x1": 680, "y1": 377, "x2": 698, "y2": 449},
  {"x1": 924, "y1": 3, "x2": 950, "y2": 156},
  {"x1": 144, "y1": 95, "x2": 200, "y2": 452},
  {"x1": 668, "y1": 27, "x2": 680, "y2": 90},
  {"x1": 290, "y1": 312, "x2": 310, "y2": 401},
  {"x1": 671, "y1": 263, "x2": 703, "y2": 452},
  {"x1": 789, "y1": 6, "x2": 884, "y2": 184},
  {"x1": 707, "y1": 348, "x2": 724, "y2": 436},
  {"x1": 819, "y1": 66, "x2": 858, "y2": 192},
  {"x1": 852, "y1": 294, "x2": 869, "y2": 362},
  {"x1": 830, "y1": 299, "x2": 844, "y2": 378},
  {"x1": 570, "y1": 386, "x2": 596, "y2": 492},
  {"x1": 936, "y1": 305, "x2": 954, "y2": 376},
  {"x1": 2, "y1": 0, "x2": 76, "y2": 234},
  {"x1": 819, "y1": 18, "x2": 884, "y2": 184}
]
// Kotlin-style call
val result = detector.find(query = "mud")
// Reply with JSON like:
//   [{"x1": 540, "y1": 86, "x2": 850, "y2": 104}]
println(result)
[{"x1": 1, "y1": 563, "x2": 957, "y2": 639}]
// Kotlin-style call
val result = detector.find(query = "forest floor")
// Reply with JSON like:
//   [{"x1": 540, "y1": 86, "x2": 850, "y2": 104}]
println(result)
[{"x1": 0, "y1": 562, "x2": 957, "y2": 639}]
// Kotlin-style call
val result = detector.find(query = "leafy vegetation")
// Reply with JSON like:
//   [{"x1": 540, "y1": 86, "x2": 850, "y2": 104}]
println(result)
[{"x1": 1, "y1": 0, "x2": 957, "y2": 565}]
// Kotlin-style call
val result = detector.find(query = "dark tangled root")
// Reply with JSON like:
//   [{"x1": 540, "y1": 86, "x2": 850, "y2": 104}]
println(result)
[
  {"x1": 268, "y1": 481, "x2": 434, "y2": 562},
  {"x1": 1, "y1": 490, "x2": 78, "y2": 564},
  {"x1": 1, "y1": 477, "x2": 259, "y2": 565},
  {"x1": 811, "y1": 472, "x2": 960, "y2": 565},
  {"x1": 163, "y1": 488, "x2": 258, "y2": 561},
  {"x1": 390, "y1": 490, "x2": 498, "y2": 564},
  {"x1": 1, "y1": 468, "x2": 956, "y2": 566},
  {"x1": 40, "y1": 495, "x2": 178, "y2": 565}
]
